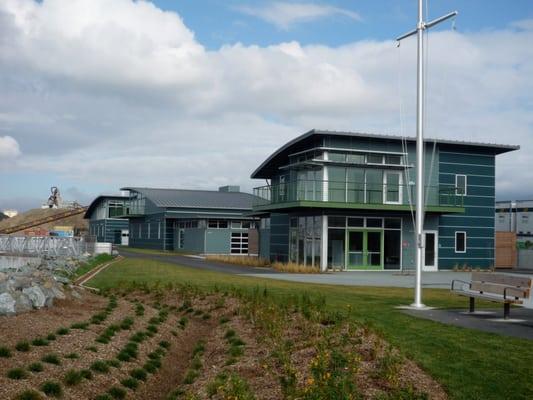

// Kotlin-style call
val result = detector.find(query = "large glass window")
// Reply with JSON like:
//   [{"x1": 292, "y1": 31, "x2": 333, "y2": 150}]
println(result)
[
  {"x1": 327, "y1": 229, "x2": 345, "y2": 269},
  {"x1": 384, "y1": 230, "x2": 401, "y2": 270},
  {"x1": 366, "y1": 170, "x2": 383, "y2": 203},
  {"x1": 288, "y1": 216, "x2": 322, "y2": 268},
  {"x1": 328, "y1": 167, "x2": 346, "y2": 202},
  {"x1": 367, "y1": 154, "x2": 383, "y2": 164},
  {"x1": 346, "y1": 168, "x2": 365, "y2": 203},
  {"x1": 108, "y1": 201, "x2": 124, "y2": 218}
]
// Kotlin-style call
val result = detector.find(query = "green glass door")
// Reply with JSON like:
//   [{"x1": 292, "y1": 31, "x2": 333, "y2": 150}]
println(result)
[{"x1": 346, "y1": 229, "x2": 384, "y2": 270}]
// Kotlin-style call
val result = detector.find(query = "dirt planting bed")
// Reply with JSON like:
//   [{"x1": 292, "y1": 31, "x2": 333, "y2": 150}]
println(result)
[{"x1": 0, "y1": 285, "x2": 447, "y2": 400}]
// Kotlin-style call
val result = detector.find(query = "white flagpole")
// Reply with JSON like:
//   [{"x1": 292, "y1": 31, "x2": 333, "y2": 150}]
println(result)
[{"x1": 396, "y1": 1, "x2": 457, "y2": 308}]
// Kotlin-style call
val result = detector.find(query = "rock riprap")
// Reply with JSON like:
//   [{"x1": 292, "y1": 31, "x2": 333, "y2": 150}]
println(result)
[{"x1": 0, "y1": 255, "x2": 87, "y2": 315}]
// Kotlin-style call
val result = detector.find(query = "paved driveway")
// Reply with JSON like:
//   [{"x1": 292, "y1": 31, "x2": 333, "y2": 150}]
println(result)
[{"x1": 119, "y1": 249, "x2": 471, "y2": 288}]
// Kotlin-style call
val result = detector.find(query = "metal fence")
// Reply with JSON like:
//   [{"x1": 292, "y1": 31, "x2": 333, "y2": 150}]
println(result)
[{"x1": 0, "y1": 235, "x2": 95, "y2": 257}]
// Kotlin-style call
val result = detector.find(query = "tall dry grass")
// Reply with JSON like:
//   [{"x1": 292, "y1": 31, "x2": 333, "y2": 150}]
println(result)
[
  {"x1": 205, "y1": 255, "x2": 270, "y2": 268},
  {"x1": 272, "y1": 261, "x2": 320, "y2": 274}
]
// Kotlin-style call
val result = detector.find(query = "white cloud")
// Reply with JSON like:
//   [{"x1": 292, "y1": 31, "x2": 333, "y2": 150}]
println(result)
[
  {"x1": 0, "y1": 0, "x2": 532, "y2": 205},
  {"x1": 235, "y1": 2, "x2": 361, "y2": 30},
  {"x1": 0, "y1": 136, "x2": 21, "y2": 159}
]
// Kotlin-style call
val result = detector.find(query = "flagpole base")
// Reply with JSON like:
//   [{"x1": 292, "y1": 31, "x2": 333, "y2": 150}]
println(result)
[{"x1": 395, "y1": 304, "x2": 435, "y2": 311}]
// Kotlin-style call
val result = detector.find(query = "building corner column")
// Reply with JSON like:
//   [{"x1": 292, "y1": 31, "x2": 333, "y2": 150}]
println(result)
[{"x1": 321, "y1": 215, "x2": 328, "y2": 272}]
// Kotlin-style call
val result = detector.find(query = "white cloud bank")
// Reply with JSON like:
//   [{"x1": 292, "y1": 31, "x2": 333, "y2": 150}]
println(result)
[
  {"x1": 235, "y1": 2, "x2": 361, "y2": 30},
  {"x1": 0, "y1": 136, "x2": 21, "y2": 159},
  {"x1": 1, "y1": 0, "x2": 532, "y2": 202}
]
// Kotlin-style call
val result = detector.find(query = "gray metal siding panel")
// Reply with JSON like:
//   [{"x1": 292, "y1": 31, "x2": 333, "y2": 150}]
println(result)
[{"x1": 205, "y1": 229, "x2": 231, "y2": 254}]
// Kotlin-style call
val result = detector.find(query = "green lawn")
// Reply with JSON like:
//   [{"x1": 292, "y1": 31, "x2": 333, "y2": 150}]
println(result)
[
  {"x1": 88, "y1": 257, "x2": 533, "y2": 400},
  {"x1": 73, "y1": 253, "x2": 115, "y2": 279}
]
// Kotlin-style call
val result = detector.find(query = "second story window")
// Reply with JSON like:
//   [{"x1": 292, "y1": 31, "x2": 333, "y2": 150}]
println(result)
[{"x1": 455, "y1": 174, "x2": 467, "y2": 196}]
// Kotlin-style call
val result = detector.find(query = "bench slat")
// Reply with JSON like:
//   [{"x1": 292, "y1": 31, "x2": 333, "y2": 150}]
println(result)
[
  {"x1": 470, "y1": 282, "x2": 530, "y2": 299},
  {"x1": 471, "y1": 272, "x2": 531, "y2": 288},
  {"x1": 453, "y1": 290, "x2": 524, "y2": 304}
]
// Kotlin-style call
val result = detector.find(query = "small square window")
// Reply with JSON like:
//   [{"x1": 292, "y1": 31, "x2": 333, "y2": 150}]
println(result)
[
  {"x1": 347, "y1": 217, "x2": 364, "y2": 227},
  {"x1": 366, "y1": 218, "x2": 383, "y2": 228}
]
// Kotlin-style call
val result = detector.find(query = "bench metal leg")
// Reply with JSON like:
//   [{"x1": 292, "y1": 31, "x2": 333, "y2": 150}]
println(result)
[
  {"x1": 504, "y1": 303, "x2": 510, "y2": 320},
  {"x1": 469, "y1": 297, "x2": 475, "y2": 313}
]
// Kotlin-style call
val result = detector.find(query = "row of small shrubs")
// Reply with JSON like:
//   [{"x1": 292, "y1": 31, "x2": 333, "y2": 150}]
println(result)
[{"x1": 0, "y1": 295, "x2": 119, "y2": 359}]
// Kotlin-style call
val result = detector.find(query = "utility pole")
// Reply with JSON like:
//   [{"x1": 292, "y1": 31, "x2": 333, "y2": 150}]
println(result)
[{"x1": 397, "y1": 1, "x2": 457, "y2": 308}]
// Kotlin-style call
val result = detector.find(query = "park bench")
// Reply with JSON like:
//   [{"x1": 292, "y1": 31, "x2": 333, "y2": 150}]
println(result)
[{"x1": 451, "y1": 272, "x2": 532, "y2": 319}]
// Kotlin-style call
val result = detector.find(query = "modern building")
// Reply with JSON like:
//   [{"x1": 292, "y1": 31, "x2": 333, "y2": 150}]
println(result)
[
  {"x1": 251, "y1": 129, "x2": 518, "y2": 271},
  {"x1": 84, "y1": 195, "x2": 130, "y2": 244},
  {"x1": 118, "y1": 186, "x2": 258, "y2": 253},
  {"x1": 495, "y1": 200, "x2": 533, "y2": 239}
]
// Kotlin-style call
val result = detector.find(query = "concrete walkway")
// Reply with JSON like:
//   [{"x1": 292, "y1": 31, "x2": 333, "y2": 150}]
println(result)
[{"x1": 402, "y1": 307, "x2": 533, "y2": 340}]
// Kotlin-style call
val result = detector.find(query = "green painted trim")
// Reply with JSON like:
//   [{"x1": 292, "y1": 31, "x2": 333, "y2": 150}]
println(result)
[
  {"x1": 253, "y1": 200, "x2": 464, "y2": 214},
  {"x1": 345, "y1": 228, "x2": 384, "y2": 270}
]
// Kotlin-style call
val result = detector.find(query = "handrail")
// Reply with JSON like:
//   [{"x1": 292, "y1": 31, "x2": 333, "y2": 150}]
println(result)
[{"x1": 253, "y1": 179, "x2": 462, "y2": 208}]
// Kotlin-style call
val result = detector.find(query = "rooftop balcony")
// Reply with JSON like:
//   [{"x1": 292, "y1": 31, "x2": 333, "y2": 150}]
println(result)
[{"x1": 253, "y1": 180, "x2": 464, "y2": 213}]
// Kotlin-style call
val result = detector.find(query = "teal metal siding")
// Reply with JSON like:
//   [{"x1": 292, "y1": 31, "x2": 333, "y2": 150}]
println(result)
[
  {"x1": 128, "y1": 214, "x2": 166, "y2": 250},
  {"x1": 259, "y1": 229, "x2": 271, "y2": 259},
  {"x1": 438, "y1": 149, "x2": 495, "y2": 269},
  {"x1": 89, "y1": 219, "x2": 128, "y2": 244}
]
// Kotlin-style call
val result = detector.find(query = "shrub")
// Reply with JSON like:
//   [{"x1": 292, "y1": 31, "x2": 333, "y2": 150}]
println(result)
[
  {"x1": 86, "y1": 346, "x2": 98, "y2": 352},
  {"x1": 80, "y1": 369, "x2": 93, "y2": 380},
  {"x1": 28, "y1": 362, "x2": 44, "y2": 372},
  {"x1": 272, "y1": 261, "x2": 320, "y2": 273},
  {"x1": 31, "y1": 337, "x2": 49, "y2": 347},
  {"x1": 107, "y1": 359, "x2": 121, "y2": 368},
  {"x1": 135, "y1": 303, "x2": 145, "y2": 316},
  {"x1": 64, "y1": 369, "x2": 83, "y2": 386},
  {"x1": 14, "y1": 390, "x2": 43, "y2": 400},
  {"x1": 130, "y1": 331, "x2": 146, "y2": 343},
  {"x1": 178, "y1": 317, "x2": 188, "y2": 329},
  {"x1": 42, "y1": 353, "x2": 61, "y2": 365},
  {"x1": 202, "y1": 313, "x2": 211, "y2": 320},
  {"x1": 107, "y1": 386, "x2": 127, "y2": 399},
  {"x1": 192, "y1": 340, "x2": 205, "y2": 356},
  {"x1": 65, "y1": 352, "x2": 79, "y2": 359},
  {"x1": 90, "y1": 360, "x2": 109, "y2": 373},
  {"x1": 146, "y1": 324, "x2": 158, "y2": 333},
  {"x1": 224, "y1": 329, "x2": 236, "y2": 339},
  {"x1": 183, "y1": 369, "x2": 199, "y2": 384},
  {"x1": 46, "y1": 333, "x2": 57, "y2": 341},
  {"x1": 40, "y1": 381, "x2": 63, "y2": 398},
  {"x1": 15, "y1": 341, "x2": 31, "y2": 352},
  {"x1": 7, "y1": 368, "x2": 28, "y2": 379},
  {"x1": 71, "y1": 322, "x2": 89, "y2": 330},
  {"x1": 121, "y1": 377, "x2": 139, "y2": 390},
  {"x1": 159, "y1": 340, "x2": 171, "y2": 349},
  {"x1": 56, "y1": 327, "x2": 70, "y2": 335},
  {"x1": 0, "y1": 346, "x2": 11, "y2": 358},
  {"x1": 219, "y1": 316, "x2": 230, "y2": 324},
  {"x1": 94, "y1": 395, "x2": 112, "y2": 400},
  {"x1": 130, "y1": 368, "x2": 147, "y2": 381},
  {"x1": 120, "y1": 317, "x2": 134, "y2": 330}
]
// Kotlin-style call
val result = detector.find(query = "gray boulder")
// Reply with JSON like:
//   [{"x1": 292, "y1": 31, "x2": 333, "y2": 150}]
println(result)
[
  {"x1": 13, "y1": 293, "x2": 33, "y2": 313},
  {"x1": 22, "y1": 285, "x2": 46, "y2": 309},
  {"x1": 0, "y1": 292, "x2": 16, "y2": 315}
]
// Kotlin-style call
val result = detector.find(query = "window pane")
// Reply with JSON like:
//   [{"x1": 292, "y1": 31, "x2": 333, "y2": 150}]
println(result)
[
  {"x1": 385, "y1": 155, "x2": 402, "y2": 165},
  {"x1": 367, "y1": 154, "x2": 383, "y2": 164},
  {"x1": 347, "y1": 154, "x2": 365, "y2": 164},
  {"x1": 456, "y1": 175, "x2": 467, "y2": 195},
  {"x1": 456, "y1": 232, "x2": 466, "y2": 252},
  {"x1": 329, "y1": 152, "x2": 346, "y2": 162},
  {"x1": 384, "y1": 218, "x2": 401, "y2": 229},
  {"x1": 366, "y1": 169, "x2": 383, "y2": 203},
  {"x1": 218, "y1": 220, "x2": 228, "y2": 228},
  {"x1": 366, "y1": 218, "x2": 382, "y2": 227},
  {"x1": 347, "y1": 217, "x2": 364, "y2": 227},
  {"x1": 328, "y1": 216, "x2": 346, "y2": 228}
]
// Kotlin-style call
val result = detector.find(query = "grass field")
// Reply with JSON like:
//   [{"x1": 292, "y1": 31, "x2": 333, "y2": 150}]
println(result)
[{"x1": 88, "y1": 257, "x2": 533, "y2": 400}]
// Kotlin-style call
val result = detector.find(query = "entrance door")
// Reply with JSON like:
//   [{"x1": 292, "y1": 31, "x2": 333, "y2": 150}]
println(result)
[
  {"x1": 423, "y1": 231, "x2": 438, "y2": 271},
  {"x1": 347, "y1": 230, "x2": 383, "y2": 270},
  {"x1": 384, "y1": 171, "x2": 403, "y2": 204}
]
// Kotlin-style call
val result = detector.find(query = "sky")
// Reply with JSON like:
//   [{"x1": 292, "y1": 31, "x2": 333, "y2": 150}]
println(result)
[{"x1": 0, "y1": 0, "x2": 532, "y2": 211}]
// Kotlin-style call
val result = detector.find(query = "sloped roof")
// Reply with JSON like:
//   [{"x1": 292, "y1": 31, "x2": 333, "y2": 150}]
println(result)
[
  {"x1": 84, "y1": 195, "x2": 128, "y2": 218},
  {"x1": 121, "y1": 187, "x2": 256, "y2": 210},
  {"x1": 251, "y1": 129, "x2": 520, "y2": 179}
]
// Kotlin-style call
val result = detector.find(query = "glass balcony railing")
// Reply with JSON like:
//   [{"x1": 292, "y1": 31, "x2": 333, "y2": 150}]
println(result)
[{"x1": 253, "y1": 180, "x2": 464, "y2": 209}]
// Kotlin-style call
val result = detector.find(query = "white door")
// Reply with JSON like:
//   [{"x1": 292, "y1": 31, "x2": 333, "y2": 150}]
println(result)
[
  {"x1": 423, "y1": 231, "x2": 438, "y2": 271},
  {"x1": 121, "y1": 229, "x2": 129, "y2": 246},
  {"x1": 383, "y1": 171, "x2": 403, "y2": 204}
]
